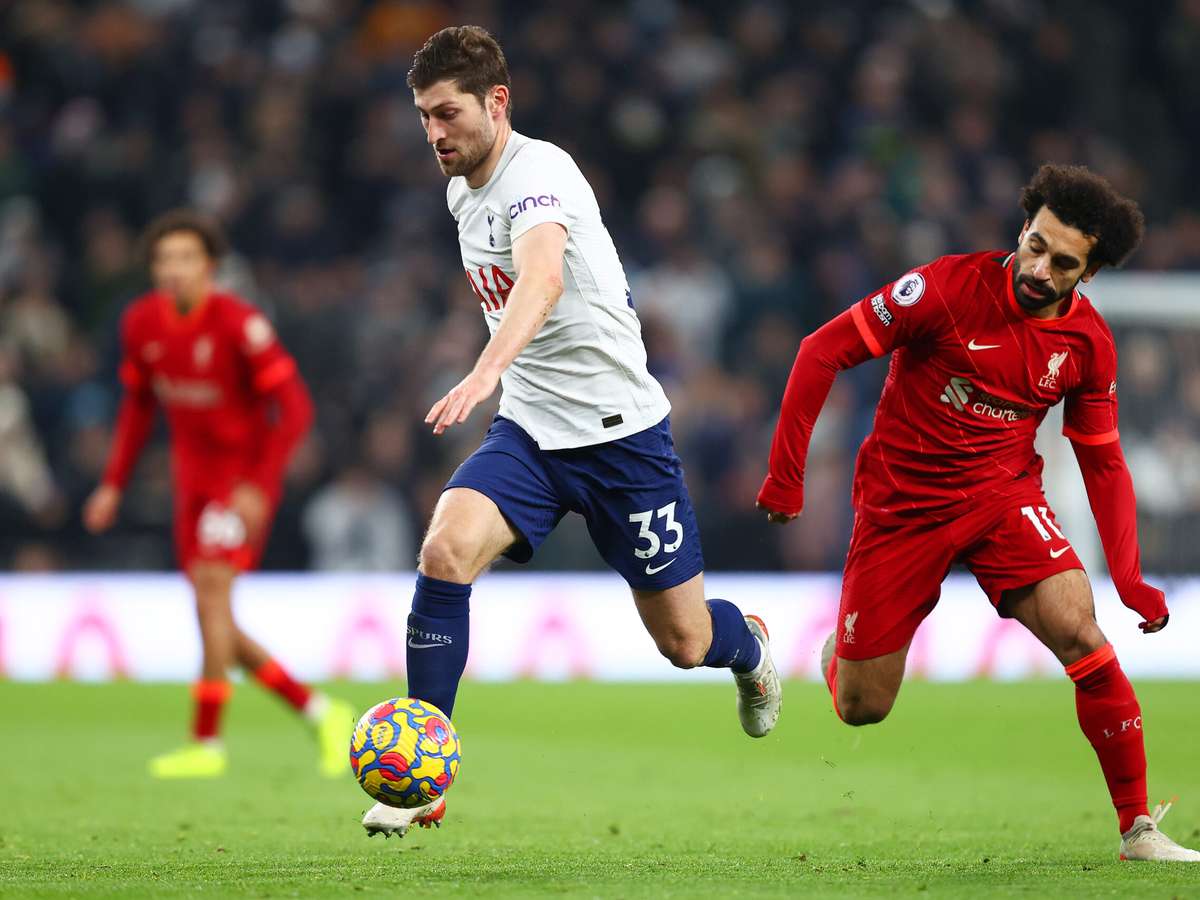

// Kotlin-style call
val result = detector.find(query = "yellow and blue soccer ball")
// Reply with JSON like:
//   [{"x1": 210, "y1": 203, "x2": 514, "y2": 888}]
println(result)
[{"x1": 350, "y1": 697, "x2": 461, "y2": 809}]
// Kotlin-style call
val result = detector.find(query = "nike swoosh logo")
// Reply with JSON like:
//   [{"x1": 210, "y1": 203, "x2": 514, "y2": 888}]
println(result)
[
  {"x1": 645, "y1": 558, "x2": 677, "y2": 576},
  {"x1": 407, "y1": 639, "x2": 450, "y2": 649},
  {"x1": 968, "y1": 339, "x2": 1002, "y2": 350},
  {"x1": 1049, "y1": 546, "x2": 1071, "y2": 559}
]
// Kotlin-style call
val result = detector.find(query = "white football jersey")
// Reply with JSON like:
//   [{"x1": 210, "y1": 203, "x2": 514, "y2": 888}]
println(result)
[{"x1": 447, "y1": 131, "x2": 670, "y2": 449}]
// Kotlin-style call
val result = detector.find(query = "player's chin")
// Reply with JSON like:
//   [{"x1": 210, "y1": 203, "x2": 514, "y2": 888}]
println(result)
[{"x1": 1017, "y1": 280, "x2": 1057, "y2": 306}]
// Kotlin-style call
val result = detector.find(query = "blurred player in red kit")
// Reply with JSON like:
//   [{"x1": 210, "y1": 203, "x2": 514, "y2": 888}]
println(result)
[
  {"x1": 758, "y1": 165, "x2": 1199, "y2": 861},
  {"x1": 83, "y1": 210, "x2": 352, "y2": 779}
]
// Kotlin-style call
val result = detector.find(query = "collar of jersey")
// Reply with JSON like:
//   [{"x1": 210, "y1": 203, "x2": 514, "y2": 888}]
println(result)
[
  {"x1": 156, "y1": 291, "x2": 212, "y2": 331},
  {"x1": 1002, "y1": 252, "x2": 1080, "y2": 328}
]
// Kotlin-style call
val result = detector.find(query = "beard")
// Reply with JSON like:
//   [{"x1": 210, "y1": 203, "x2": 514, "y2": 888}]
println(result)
[
  {"x1": 435, "y1": 122, "x2": 496, "y2": 179},
  {"x1": 1011, "y1": 262, "x2": 1071, "y2": 310}
]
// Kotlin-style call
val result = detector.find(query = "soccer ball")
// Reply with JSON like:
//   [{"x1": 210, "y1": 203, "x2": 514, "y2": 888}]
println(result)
[{"x1": 350, "y1": 697, "x2": 461, "y2": 809}]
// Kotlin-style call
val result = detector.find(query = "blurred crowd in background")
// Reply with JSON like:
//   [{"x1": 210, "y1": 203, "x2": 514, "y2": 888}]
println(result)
[{"x1": 3, "y1": 0, "x2": 1200, "y2": 574}]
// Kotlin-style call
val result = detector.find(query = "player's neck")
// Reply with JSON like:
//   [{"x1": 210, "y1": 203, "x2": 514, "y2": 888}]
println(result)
[
  {"x1": 465, "y1": 121, "x2": 513, "y2": 190},
  {"x1": 1027, "y1": 295, "x2": 1071, "y2": 320},
  {"x1": 170, "y1": 288, "x2": 211, "y2": 317}
]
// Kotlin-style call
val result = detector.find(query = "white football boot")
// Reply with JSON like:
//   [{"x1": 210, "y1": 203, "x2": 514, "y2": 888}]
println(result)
[
  {"x1": 733, "y1": 615, "x2": 782, "y2": 738},
  {"x1": 362, "y1": 798, "x2": 446, "y2": 838},
  {"x1": 1120, "y1": 801, "x2": 1200, "y2": 861}
]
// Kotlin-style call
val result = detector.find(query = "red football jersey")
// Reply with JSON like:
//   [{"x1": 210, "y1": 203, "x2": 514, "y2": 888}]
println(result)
[
  {"x1": 846, "y1": 250, "x2": 1119, "y2": 525},
  {"x1": 115, "y1": 291, "x2": 299, "y2": 490}
]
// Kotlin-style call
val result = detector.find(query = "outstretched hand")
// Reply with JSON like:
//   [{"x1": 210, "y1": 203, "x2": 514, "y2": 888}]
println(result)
[
  {"x1": 425, "y1": 368, "x2": 500, "y2": 436},
  {"x1": 83, "y1": 483, "x2": 122, "y2": 534},
  {"x1": 756, "y1": 501, "x2": 799, "y2": 525},
  {"x1": 1121, "y1": 581, "x2": 1169, "y2": 634},
  {"x1": 1140, "y1": 615, "x2": 1168, "y2": 634}
]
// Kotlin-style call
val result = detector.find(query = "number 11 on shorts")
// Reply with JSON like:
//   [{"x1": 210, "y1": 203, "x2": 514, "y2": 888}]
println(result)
[{"x1": 1020, "y1": 505, "x2": 1065, "y2": 542}]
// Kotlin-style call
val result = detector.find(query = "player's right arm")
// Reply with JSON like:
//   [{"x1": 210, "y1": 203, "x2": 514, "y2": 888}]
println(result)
[
  {"x1": 426, "y1": 221, "x2": 567, "y2": 435},
  {"x1": 83, "y1": 310, "x2": 158, "y2": 534},
  {"x1": 428, "y1": 143, "x2": 582, "y2": 435},
  {"x1": 757, "y1": 264, "x2": 941, "y2": 522}
]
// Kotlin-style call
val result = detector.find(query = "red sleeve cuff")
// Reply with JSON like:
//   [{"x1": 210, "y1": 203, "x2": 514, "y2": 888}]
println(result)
[
  {"x1": 119, "y1": 360, "x2": 146, "y2": 391},
  {"x1": 1064, "y1": 426, "x2": 1119, "y2": 446},
  {"x1": 253, "y1": 357, "x2": 296, "y2": 393},
  {"x1": 757, "y1": 475, "x2": 803, "y2": 516}
]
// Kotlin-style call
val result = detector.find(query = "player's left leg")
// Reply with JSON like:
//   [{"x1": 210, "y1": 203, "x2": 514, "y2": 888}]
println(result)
[
  {"x1": 233, "y1": 628, "x2": 354, "y2": 778},
  {"x1": 971, "y1": 497, "x2": 1198, "y2": 860},
  {"x1": 632, "y1": 571, "x2": 781, "y2": 737},
  {"x1": 562, "y1": 416, "x2": 780, "y2": 737},
  {"x1": 999, "y1": 571, "x2": 1198, "y2": 860}
]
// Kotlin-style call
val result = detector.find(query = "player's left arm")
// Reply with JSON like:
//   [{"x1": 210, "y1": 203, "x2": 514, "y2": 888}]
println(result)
[
  {"x1": 232, "y1": 310, "x2": 315, "y2": 538},
  {"x1": 427, "y1": 222, "x2": 567, "y2": 435},
  {"x1": 1065, "y1": 338, "x2": 1168, "y2": 633}
]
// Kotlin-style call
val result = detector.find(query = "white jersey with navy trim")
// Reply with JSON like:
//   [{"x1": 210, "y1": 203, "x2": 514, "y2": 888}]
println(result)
[{"x1": 446, "y1": 131, "x2": 670, "y2": 450}]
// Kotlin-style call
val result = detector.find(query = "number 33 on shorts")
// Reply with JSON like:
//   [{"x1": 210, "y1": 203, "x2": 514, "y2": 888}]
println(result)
[{"x1": 629, "y1": 501, "x2": 684, "y2": 574}]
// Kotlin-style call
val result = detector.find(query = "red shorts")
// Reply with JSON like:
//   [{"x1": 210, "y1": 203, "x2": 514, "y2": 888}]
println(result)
[
  {"x1": 174, "y1": 487, "x2": 274, "y2": 573},
  {"x1": 836, "y1": 492, "x2": 1083, "y2": 660}
]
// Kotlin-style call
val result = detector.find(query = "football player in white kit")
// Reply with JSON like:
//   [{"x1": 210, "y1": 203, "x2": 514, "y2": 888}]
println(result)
[{"x1": 362, "y1": 25, "x2": 782, "y2": 838}]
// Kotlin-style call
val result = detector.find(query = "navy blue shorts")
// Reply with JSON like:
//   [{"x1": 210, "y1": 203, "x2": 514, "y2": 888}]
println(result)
[{"x1": 444, "y1": 415, "x2": 705, "y2": 591}]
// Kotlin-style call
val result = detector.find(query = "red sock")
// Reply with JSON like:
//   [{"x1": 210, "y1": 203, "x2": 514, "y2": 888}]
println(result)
[
  {"x1": 1067, "y1": 644, "x2": 1149, "y2": 833},
  {"x1": 824, "y1": 651, "x2": 843, "y2": 721},
  {"x1": 192, "y1": 680, "x2": 232, "y2": 741},
  {"x1": 253, "y1": 658, "x2": 313, "y2": 712}
]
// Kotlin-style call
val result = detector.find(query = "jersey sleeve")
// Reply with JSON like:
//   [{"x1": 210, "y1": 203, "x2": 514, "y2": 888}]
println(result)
[
  {"x1": 849, "y1": 260, "x2": 949, "y2": 358},
  {"x1": 102, "y1": 307, "x2": 158, "y2": 489},
  {"x1": 229, "y1": 304, "x2": 297, "y2": 394},
  {"x1": 501, "y1": 144, "x2": 582, "y2": 244},
  {"x1": 1063, "y1": 329, "x2": 1119, "y2": 445},
  {"x1": 116, "y1": 308, "x2": 153, "y2": 397}
]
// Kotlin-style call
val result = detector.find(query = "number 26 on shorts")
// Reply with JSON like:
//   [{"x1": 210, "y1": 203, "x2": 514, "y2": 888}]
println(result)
[{"x1": 628, "y1": 501, "x2": 684, "y2": 559}]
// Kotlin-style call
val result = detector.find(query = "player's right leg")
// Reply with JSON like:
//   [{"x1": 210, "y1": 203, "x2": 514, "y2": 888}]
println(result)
[
  {"x1": 405, "y1": 486, "x2": 522, "y2": 716},
  {"x1": 148, "y1": 560, "x2": 238, "y2": 778},
  {"x1": 821, "y1": 513, "x2": 953, "y2": 726},
  {"x1": 363, "y1": 489, "x2": 521, "y2": 838},
  {"x1": 822, "y1": 636, "x2": 910, "y2": 726},
  {"x1": 366, "y1": 417, "x2": 563, "y2": 837}
]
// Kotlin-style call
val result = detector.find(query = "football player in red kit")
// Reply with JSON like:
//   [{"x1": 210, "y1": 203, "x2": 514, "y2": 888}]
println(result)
[
  {"x1": 83, "y1": 210, "x2": 352, "y2": 779},
  {"x1": 758, "y1": 165, "x2": 1199, "y2": 861}
]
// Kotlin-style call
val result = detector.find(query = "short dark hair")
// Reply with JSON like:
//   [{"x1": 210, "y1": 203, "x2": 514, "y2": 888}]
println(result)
[
  {"x1": 407, "y1": 25, "x2": 512, "y2": 120},
  {"x1": 1019, "y1": 164, "x2": 1145, "y2": 269},
  {"x1": 141, "y1": 209, "x2": 228, "y2": 263}
]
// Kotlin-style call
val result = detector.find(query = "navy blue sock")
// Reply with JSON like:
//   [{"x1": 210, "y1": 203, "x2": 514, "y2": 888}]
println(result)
[
  {"x1": 702, "y1": 599, "x2": 762, "y2": 674},
  {"x1": 406, "y1": 574, "x2": 471, "y2": 719}
]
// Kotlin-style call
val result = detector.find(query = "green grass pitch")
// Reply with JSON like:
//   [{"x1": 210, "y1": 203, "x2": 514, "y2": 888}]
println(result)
[{"x1": 1, "y1": 680, "x2": 1198, "y2": 898}]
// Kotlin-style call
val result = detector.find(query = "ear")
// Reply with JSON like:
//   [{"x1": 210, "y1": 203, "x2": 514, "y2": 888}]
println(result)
[
  {"x1": 1080, "y1": 263, "x2": 1101, "y2": 284},
  {"x1": 1017, "y1": 218, "x2": 1031, "y2": 244},
  {"x1": 488, "y1": 85, "x2": 510, "y2": 120}
]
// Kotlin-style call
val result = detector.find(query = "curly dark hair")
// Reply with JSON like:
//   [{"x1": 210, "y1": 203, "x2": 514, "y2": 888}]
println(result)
[
  {"x1": 1019, "y1": 164, "x2": 1145, "y2": 268},
  {"x1": 141, "y1": 208, "x2": 228, "y2": 263},
  {"x1": 408, "y1": 26, "x2": 512, "y2": 120}
]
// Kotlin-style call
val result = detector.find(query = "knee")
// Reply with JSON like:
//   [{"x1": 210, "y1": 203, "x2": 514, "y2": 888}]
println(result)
[
  {"x1": 418, "y1": 530, "x2": 476, "y2": 583},
  {"x1": 654, "y1": 631, "x2": 709, "y2": 669},
  {"x1": 1069, "y1": 619, "x2": 1108, "y2": 660},
  {"x1": 836, "y1": 689, "x2": 895, "y2": 727},
  {"x1": 189, "y1": 564, "x2": 234, "y2": 608}
]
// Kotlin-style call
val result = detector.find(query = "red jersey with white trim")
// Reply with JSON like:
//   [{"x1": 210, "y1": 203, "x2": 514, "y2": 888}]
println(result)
[
  {"x1": 116, "y1": 291, "x2": 298, "y2": 490},
  {"x1": 847, "y1": 250, "x2": 1118, "y2": 525}
]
